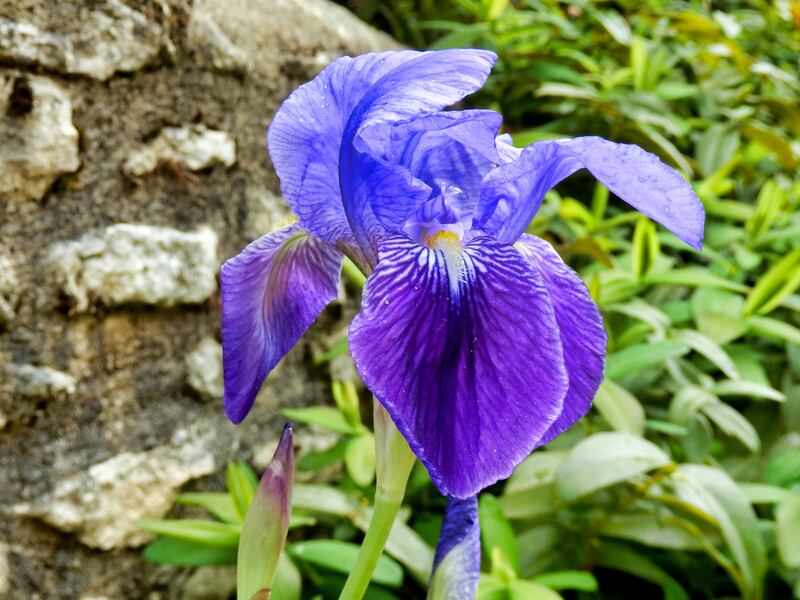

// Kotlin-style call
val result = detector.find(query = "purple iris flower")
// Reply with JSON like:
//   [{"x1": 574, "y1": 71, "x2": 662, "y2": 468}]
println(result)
[{"x1": 221, "y1": 49, "x2": 704, "y2": 499}]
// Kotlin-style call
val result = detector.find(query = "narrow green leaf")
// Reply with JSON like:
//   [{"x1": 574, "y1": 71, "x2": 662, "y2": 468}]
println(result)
[
  {"x1": 529, "y1": 571, "x2": 598, "y2": 592},
  {"x1": 672, "y1": 329, "x2": 740, "y2": 379},
  {"x1": 738, "y1": 483, "x2": 791, "y2": 504},
  {"x1": 344, "y1": 432, "x2": 376, "y2": 487},
  {"x1": 701, "y1": 402, "x2": 760, "y2": 451},
  {"x1": 600, "y1": 514, "x2": 703, "y2": 550},
  {"x1": 776, "y1": 493, "x2": 800, "y2": 568},
  {"x1": 508, "y1": 580, "x2": 563, "y2": 600},
  {"x1": 646, "y1": 268, "x2": 749, "y2": 292},
  {"x1": 143, "y1": 537, "x2": 238, "y2": 566},
  {"x1": 177, "y1": 492, "x2": 241, "y2": 524},
  {"x1": 593, "y1": 379, "x2": 646, "y2": 435},
  {"x1": 290, "y1": 540, "x2": 404, "y2": 587},
  {"x1": 555, "y1": 432, "x2": 672, "y2": 502},
  {"x1": 596, "y1": 541, "x2": 688, "y2": 600},
  {"x1": 281, "y1": 406, "x2": 357, "y2": 435},
  {"x1": 227, "y1": 461, "x2": 257, "y2": 521},
  {"x1": 137, "y1": 519, "x2": 240, "y2": 547},
  {"x1": 606, "y1": 341, "x2": 690, "y2": 380},
  {"x1": 673, "y1": 465, "x2": 767, "y2": 599},
  {"x1": 479, "y1": 494, "x2": 520, "y2": 574},
  {"x1": 747, "y1": 316, "x2": 800, "y2": 346}
]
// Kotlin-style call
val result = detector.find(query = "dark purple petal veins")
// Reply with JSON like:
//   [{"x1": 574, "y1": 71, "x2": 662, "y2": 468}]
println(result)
[
  {"x1": 515, "y1": 235, "x2": 607, "y2": 445},
  {"x1": 221, "y1": 224, "x2": 341, "y2": 423},
  {"x1": 349, "y1": 234, "x2": 568, "y2": 498},
  {"x1": 476, "y1": 136, "x2": 705, "y2": 249}
]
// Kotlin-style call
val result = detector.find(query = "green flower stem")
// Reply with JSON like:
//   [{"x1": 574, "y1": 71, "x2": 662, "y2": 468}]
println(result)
[{"x1": 338, "y1": 402, "x2": 416, "y2": 600}]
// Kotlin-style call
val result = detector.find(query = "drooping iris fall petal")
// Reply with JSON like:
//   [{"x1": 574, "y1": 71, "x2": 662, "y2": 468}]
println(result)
[
  {"x1": 476, "y1": 136, "x2": 705, "y2": 249},
  {"x1": 349, "y1": 234, "x2": 568, "y2": 498},
  {"x1": 221, "y1": 224, "x2": 341, "y2": 423},
  {"x1": 428, "y1": 496, "x2": 481, "y2": 600},
  {"x1": 515, "y1": 235, "x2": 607, "y2": 445}
]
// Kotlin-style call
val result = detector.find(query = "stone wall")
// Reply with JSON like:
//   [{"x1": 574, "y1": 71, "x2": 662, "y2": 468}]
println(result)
[{"x1": 0, "y1": 1, "x2": 395, "y2": 597}]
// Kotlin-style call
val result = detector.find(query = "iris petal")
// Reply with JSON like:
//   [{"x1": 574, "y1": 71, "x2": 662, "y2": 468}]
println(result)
[
  {"x1": 340, "y1": 50, "x2": 496, "y2": 265},
  {"x1": 476, "y1": 136, "x2": 705, "y2": 249},
  {"x1": 221, "y1": 224, "x2": 342, "y2": 423},
  {"x1": 267, "y1": 51, "x2": 421, "y2": 248},
  {"x1": 349, "y1": 234, "x2": 568, "y2": 498},
  {"x1": 428, "y1": 496, "x2": 480, "y2": 600},
  {"x1": 357, "y1": 109, "x2": 504, "y2": 225},
  {"x1": 515, "y1": 235, "x2": 607, "y2": 445}
]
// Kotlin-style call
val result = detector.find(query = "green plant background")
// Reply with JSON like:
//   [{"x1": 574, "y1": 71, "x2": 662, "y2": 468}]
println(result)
[{"x1": 142, "y1": 1, "x2": 800, "y2": 598}]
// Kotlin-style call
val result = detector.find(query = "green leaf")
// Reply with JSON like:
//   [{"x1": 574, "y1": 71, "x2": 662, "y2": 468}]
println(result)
[
  {"x1": 672, "y1": 329, "x2": 740, "y2": 379},
  {"x1": 332, "y1": 379, "x2": 363, "y2": 429},
  {"x1": 701, "y1": 401, "x2": 760, "y2": 451},
  {"x1": 143, "y1": 537, "x2": 238, "y2": 566},
  {"x1": 272, "y1": 554, "x2": 302, "y2": 600},
  {"x1": 479, "y1": 494, "x2": 520, "y2": 573},
  {"x1": 744, "y1": 248, "x2": 800, "y2": 316},
  {"x1": 292, "y1": 484, "x2": 358, "y2": 517},
  {"x1": 691, "y1": 288, "x2": 746, "y2": 345},
  {"x1": 227, "y1": 461, "x2": 257, "y2": 521},
  {"x1": 632, "y1": 216, "x2": 660, "y2": 280},
  {"x1": 596, "y1": 541, "x2": 688, "y2": 600},
  {"x1": 344, "y1": 432, "x2": 376, "y2": 487},
  {"x1": 600, "y1": 514, "x2": 704, "y2": 550},
  {"x1": 499, "y1": 483, "x2": 557, "y2": 521},
  {"x1": 646, "y1": 268, "x2": 749, "y2": 293},
  {"x1": 506, "y1": 451, "x2": 566, "y2": 495},
  {"x1": 673, "y1": 465, "x2": 767, "y2": 599},
  {"x1": 297, "y1": 438, "x2": 348, "y2": 471},
  {"x1": 606, "y1": 341, "x2": 690, "y2": 380},
  {"x1": 177, "y1": 492, "x2": 241, "y2": 524},
  {"x1": 746, "y1": 316, "x2": 800, "y2": 346},
  {"x1": 593, "y1": 379, "x2": 646, "y2": 435},
  {"x1": 290, "y1": 540, "x2": 404, "y2": 587},
  {"x1": 555, "y1": 432, "x2": 672, "y2": 502},
  {"x1": 508, "y1": 580, "x2": 563, "y2": 600},
  {"x1": 713, "y1": 379, "x2": 785, "y2": 402},
  {"x1": 738, "y1": 483, "x2": 791, "y2": 504},
  {"x1": 745, "y1": 179, "x2": 787, "y2": 242},
  {"x1": 137, "y1": 519, "x2": 240, "y2": 547},
  {"x1": 765, "y1": 449, "x2": 800, "y2": 487},
  {"x1": 281, "y1": 406, "x2": 357, "y2": 435},
  {"x1": 529, "y1": 571, "x2": 598, "y2": 592},
  {"x1": 776, "y1": 493, "x2": 800, "y2": 568}
]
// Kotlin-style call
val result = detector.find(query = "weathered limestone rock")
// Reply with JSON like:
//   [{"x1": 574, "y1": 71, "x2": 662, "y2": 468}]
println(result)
[
  {"x1": 186, "y1": 338, "x2": 223, "y2": 401},
  {"x1": 245, "y1": 185, "x2": 293, "y2": 238},
  {"x1": 0, "y1": 1, "x2": 166, "y2": 81},
  {"x1": 187, "y1": 0, "x2": 399, "y2": 78},
  {"x1": 47, "y1": 224, "x2": 218, "y2": 312},
  {"x1": 0, "y1": 72, "x2": 80, "y2": 202},
  {"x1": 14, "y1": 425, "x2": 216, "y2": 550},
  {"x1": 0, "y1": 544, "x2": 8, "y2": 597},
  {"x1": 122, "y1": 125, "x2": 236, "y2": 177},
  {"x1": 0, "y1": 364, "x2": 77, "y2": 428},
  {"x1": 181, "y1": 566, "x2": 237, "y2": 600},
  {"x1": 0, "y1": 254, "x2": 18, "y2": 328}
]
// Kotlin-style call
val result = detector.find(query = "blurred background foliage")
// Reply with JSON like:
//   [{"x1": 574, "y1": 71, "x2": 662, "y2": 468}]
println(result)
[{"x1": 144, "y1": 1, "x2": 800, "y2": 598}]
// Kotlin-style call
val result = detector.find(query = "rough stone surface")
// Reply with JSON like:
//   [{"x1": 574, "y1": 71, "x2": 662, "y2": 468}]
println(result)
[
  {"x1": 47, "y1": 224, "x2": 219, "y2": 312},
  {"x1": 180, "y1": 566, "x2": 237, "y2": 600},
  {"x1": 0, "y1": 364, "x2": 77, "y2": 429},
  {"x1": 186, "y1": 337, "x2": 223, "y2": 401},
  {"x1": 0, "y1": 72, "x2": 80, "y2": 202},
  {"x1": 0, "y1": 253, "x2": 19, "y2": 328},
  {"x1": 0, "y1": 2, "x2": 167, "y2": 81},
  {"x1": 123, "y1": 124, "x2": 237, "y2": 177},
  {"x1": 14, "y1": 424, "x2": 217, "y2": 550},
  {"x1": 0, "y1": 0, "x2": 394, "y2": 597},
  {"x1": 0, "y1": 544, "x2": 8, "y2": 596}
]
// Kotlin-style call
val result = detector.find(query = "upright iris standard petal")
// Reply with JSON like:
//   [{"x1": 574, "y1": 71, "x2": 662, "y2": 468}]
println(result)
[
  {"x1": 428, "y1": 496, "x2": 481, "y2": 600},
  {"x1": 475, "y1": 136, "x2": 705, "y2": 249},
  {"x1": 515, "y1": 235, "x2": 607, "y2": 445},
  {"x1": 221, "y1": 224, "x2": 342, "y2": 423},
  {"x1": 349, "y1": 234, "x2": 568, "y2": 499},
  {"x1": 267, "y1": 51, "x2": 421, "y2": 247},
  {"x1": 340, "y1": 50, "x2": 497, "y2": 264},
  {"x1": 237, "y1": 424, "x2": 294, "y2": 600}
]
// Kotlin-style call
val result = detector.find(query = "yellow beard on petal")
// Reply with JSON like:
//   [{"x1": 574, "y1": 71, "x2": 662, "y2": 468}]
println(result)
[{"x1": 425, "y1": 230, "x2": 466, "y2": 291}]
